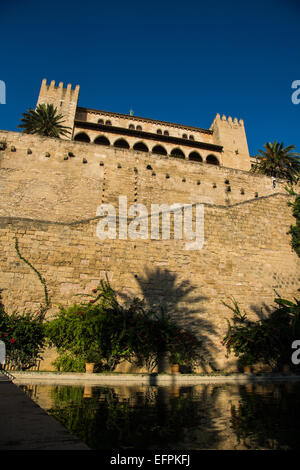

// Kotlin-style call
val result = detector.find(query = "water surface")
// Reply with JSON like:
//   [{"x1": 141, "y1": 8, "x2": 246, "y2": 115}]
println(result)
[{"x1": 19, "y1": 381, "x2": 300, "y2": 450}]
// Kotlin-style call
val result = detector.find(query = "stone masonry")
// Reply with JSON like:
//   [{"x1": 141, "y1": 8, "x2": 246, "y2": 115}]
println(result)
[{"x1": 0, "y1": 80, "x2": 299, "y2": 371}]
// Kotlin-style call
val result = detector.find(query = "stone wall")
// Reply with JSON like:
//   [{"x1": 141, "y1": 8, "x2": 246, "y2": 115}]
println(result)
[{"x1": 0, "y1": 130, "x2": 299, "y2": 371}]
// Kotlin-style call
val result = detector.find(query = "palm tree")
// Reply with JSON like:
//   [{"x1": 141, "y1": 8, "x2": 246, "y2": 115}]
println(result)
[
  {"x1": 18, "y1": 103, "x2": 71, "y2": 138},
  {"x1": 251, "y1": 141, "x2": 300, "y2": 184}
]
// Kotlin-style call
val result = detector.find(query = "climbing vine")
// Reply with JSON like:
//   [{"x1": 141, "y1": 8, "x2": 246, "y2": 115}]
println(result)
[
  {"x1": 288, "y1": 195, "x2": 300, "y2": 259},
  {"x1": 14, "y1": 236, "x2": 50, "y2": 311}
]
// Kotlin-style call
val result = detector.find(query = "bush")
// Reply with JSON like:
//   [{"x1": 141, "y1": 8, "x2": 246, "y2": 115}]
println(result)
[
  {"x1": 45, "y1": 280, "x2": 135, "y2": 371},
  {"x1": 45, "y1": 279, "x2": 202, "y2": 373},
  {"x1": 52, "y1": 352, "x2": 85, "y2": 372},
  {"x1": 222, "y1": 297, "x2": 300, "y2": 370},
  {"x1": 0, "y1": 294, "x2": 46, "y2": 370}
]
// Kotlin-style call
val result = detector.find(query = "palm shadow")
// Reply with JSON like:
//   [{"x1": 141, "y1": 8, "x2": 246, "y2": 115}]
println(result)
[
  {"x1": 121, "y1": 267, "x2": 219, "y2": 372},
  {"x1": 249, "y1": 302, "x2": 274, "y2": 321}
]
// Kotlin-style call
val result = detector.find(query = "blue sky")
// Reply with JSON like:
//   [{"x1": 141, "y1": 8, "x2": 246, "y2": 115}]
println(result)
[{"x1": 0, "y1": 0, "x2": 299, "y2": 156}]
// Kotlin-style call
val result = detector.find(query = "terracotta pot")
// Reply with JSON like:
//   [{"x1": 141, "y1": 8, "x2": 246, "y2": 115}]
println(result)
[
  {"x1": 171, "y1": 386, "x2": 180, "y2": 397},
  {"x1": 85, "y1": 362, "x2": 95, "y2": 374},
  {"x1": 171, "y1": 364, "x2": 180, "y2": 374},
  {"x1": 243, "y1": 365, "x2": 252, "y2": 374},
  {"x1": 83, "y1": 386, "x2": 92, "y2": 398}
]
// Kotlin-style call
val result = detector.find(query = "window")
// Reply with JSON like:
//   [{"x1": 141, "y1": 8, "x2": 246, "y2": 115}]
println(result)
[
  {"x1": 98, "y1": 119, "x2": 104, "y2": 124},
  {"x1": 189, "y1": 135, "x2": 194, "y2": 141},
  {"x1": 114, "y1": 138, "x2": 130, "y2": 149},
  {"x1": 74, "y1": 132, "x2": 90, "y2": 143},
  {"x1": 170, "y1": 148, "x2": 185, "y2": 159},
  {"x1": 105, "y1": 120, "x2": 112, "y2": 126},
  {"x1": 152, "y1": 145, "x2": 167, "y2": 156},
  {"x1": 133, "y1": 142, "x2": 149, "y2": 152},
  {"x1": 129, "y1": 124, "x2": 135, "y2": 129},
  {"x1": 94, "y1": 135, "x2": 110, "y2": 146},
  {"x1": 182, "y1": 133, "x2": 187, "y2": 139},
  {"x1": 206, "y1": 154, "x2": 219, "y2": 165},
  {"x1": 189, "y1": 151, "x2": 202, "y2": 162},
  {"x1": 157, "y1": 129, "x2": 162, "y2": 135},
  {"x1": 136, "y1": 125, "x2": 142, "y2": 131},
  {"x1": 164, "y1": 130, "x2": 169, "y2": 136}
]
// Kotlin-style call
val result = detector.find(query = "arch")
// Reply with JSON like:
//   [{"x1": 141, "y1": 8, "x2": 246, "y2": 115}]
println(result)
[
  {"x1": 74, "y1": 132, "x2": 90, "y2": 143},
  {"x1": 133, "y1": 142, "x2": 149, "y2": 152},
  {"x1": 98, "y1": 118, "x2": 104, "y2": 124},
  {"x1": 206, "y1": 154, "x2": 220, "y2": 165},
  {"x1": 114, "y1": 138, "x2": 130, "y2": 149},
  {"x1": 94, "y1": 135, "x2": 110, "y2": 146},
  {"x1": 152, "y1": 145, "x2": 167, "y2": 156},
  {"x1": 164, "y1": 130, "x2": 169, "y2": 136},
  {"x1": 129, "y1": 124, "x2": 135, "y2": 129},
  {"x1": 182, "y1": 133, "x2": 187, "y2": 139},
  {"x1": 136, "y1": 125, "x2": 142, "y2": 131},
  {"x1": 157, "y1": 129, "x2": 162, "y2": 135},
  {"x1": 189, "y1": 135, "x2": 194, "y2": 141},
  {"x1": 105, "y1": 120, "x2": 112, "y2": 126},
  {"x1": 170, "y1": 148, "x2": 185, "y2": 159},
  {"x1": 189, "y1": 151, "x2": 202, "y2": 162}
]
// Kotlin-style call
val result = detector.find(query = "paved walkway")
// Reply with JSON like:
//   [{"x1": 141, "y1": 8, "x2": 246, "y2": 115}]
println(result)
[
  {"x1": 11, "y1": 371, "x2": 300, "y2": 386},
  {"x1": 0, "y1": 374, "x2": 89, "y2": 450}
]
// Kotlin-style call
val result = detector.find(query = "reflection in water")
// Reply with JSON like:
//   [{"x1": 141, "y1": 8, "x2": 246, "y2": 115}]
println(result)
[{"x1": 19, "y1": 382, "x2": 300, "y2": 450}]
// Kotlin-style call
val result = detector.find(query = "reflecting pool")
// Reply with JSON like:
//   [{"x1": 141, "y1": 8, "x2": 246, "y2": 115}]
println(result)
[{"x1": 18, "y1": 381, "x2": 300, "y2": 450}]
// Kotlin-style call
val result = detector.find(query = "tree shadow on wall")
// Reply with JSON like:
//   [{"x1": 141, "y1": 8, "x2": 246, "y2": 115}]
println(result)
[
  {"x1": 121, "y1": 267, "x2": 219, "y2": 372},
  {"x1": 249, "y1": 302, "x2": 274, "y2": 321}
]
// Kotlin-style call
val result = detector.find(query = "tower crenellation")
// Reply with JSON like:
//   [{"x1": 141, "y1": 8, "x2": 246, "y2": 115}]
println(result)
[
  {"x1": 210, "y1": 112, "x2": 250, "y2": 170},
  {"x1": 35, "y1": 79, "x2": 250, "y2": 169},
  {"x1": 36, "y1": 79, "x2": 80, "y2": 139}
]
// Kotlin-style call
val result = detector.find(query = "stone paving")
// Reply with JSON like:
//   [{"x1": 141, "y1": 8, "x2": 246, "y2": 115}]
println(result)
[{"x1": 0, "y1": 375, "x2": 89, "y2": 450}]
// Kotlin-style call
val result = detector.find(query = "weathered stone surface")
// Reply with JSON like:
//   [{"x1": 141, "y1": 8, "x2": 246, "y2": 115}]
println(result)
[{"x1": 0, "y1": 116, "x2": 299, "y2": 372}]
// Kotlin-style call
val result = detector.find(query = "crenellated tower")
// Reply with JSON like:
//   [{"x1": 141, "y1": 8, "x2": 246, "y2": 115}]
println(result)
[
  {"x1": 34, "y1": 79, "x2": 251, "y2": 170},
  {"x1": 210, "y1": 114, "x2": 251, "y2": 171},
  {"x1": 36, "y1": 79, "x2": 80, "y2": 139}
]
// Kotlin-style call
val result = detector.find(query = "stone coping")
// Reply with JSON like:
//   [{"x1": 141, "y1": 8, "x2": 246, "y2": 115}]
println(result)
[
  {"x1": 0, "y1": 381, "x2": 90, "y2": 450},
  {"x1": 11, "y1": 371, "x2": 300, "y2": 386}
]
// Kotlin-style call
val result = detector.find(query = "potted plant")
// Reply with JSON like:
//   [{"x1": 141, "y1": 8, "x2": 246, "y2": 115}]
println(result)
[
  {"x1": 84, "y1": 350, "x2": 101, "y2": 373},
  {"x1": 237, "y1": 353, "x2": 254, "y2": 374},
  {"x1": 85, "y1": 362, "x2": 95, "y2": 374},
  {"x1": 281, "y1": 363, "x2": 291, "y2": 374},
  {"x1": 169, "y1": 352, "x2": 183, "y2": 374}
]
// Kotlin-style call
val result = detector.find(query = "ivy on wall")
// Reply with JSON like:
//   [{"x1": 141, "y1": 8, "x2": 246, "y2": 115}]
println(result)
[
  {"x1": 14, "y1": 236, "x2": 50, "y2": 311},
  {"x1": 288, "y1": 195, "x2": 300, "y2": 259}
]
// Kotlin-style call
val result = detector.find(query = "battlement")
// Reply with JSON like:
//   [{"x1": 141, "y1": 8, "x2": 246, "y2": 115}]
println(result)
[
  {"x1": 37, "y1": 79, "x2": 80, "y2": 139},
  {"x1": 33, "y1": 79, "x2": 251, "y2": 169},
  {"x1": 210, "y1": 113, "x2": 250, "y2": 171},
  {"x1": 210, "y1": 113, "x2": 244, "y2": 129},
  {"x1": 39, "y1": 79, "x2": 80, "y2": 94}
]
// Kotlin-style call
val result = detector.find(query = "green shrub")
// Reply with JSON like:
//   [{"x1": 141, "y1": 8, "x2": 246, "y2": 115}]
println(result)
[
  {"x1": 45, "y1": 279, "x2": 202, "y2": 373},
  {"x1": 222, "y1": 297, "x2": 300, "y2": 370},
  {"x1": 45, "y1": 279, "x2": 134, "y2": 371},
  {"x1": 52, "y1": 352, "x2": 85, "y2": 372},
  {"x1": 0, "y1": 294, "x2": 46, "y2": 370}
]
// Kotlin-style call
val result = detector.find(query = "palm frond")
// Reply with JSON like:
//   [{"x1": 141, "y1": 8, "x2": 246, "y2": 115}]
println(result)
[
  {"x1": 251, "y1": 140, "x2": 300, "y2": 183},
  {"x1": 18, "y1": 103, "x2": 71, "y2": 138}
]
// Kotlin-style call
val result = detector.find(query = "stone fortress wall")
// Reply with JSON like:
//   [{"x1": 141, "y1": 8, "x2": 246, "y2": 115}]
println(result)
[{"x1": 0, "y1": 80, "x2": 299, "y2": 371}]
